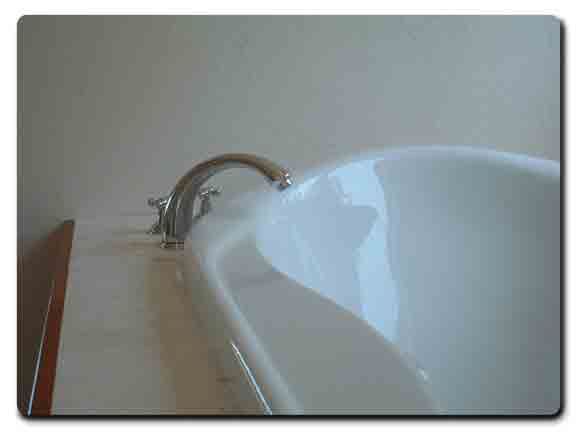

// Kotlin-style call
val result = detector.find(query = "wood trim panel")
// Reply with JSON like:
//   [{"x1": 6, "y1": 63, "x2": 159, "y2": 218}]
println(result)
[{"x1": 29, "y1": 220, "x2": 75, "y2": 416}]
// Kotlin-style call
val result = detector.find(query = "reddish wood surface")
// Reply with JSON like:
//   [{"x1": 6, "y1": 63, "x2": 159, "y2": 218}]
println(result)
[{"x1": 29, "y1": 220, "x2": 75, "y2": 416}]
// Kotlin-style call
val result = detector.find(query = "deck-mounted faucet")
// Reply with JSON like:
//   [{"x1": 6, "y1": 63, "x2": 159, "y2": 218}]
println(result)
[{"x1": 148, "y1": 153, "x2": 293, "y2": 249}]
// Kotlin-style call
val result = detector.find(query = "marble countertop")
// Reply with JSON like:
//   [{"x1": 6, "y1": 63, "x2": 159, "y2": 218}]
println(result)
[{"x1": 51, "y1": 215, "x2": 238, "y2": 415}]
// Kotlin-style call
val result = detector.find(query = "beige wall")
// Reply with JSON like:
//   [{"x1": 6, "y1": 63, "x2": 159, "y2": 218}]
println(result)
[
  {"x1": 19, "y1": 15, "x2": 560, "y2": 255},
  {"x1": 17, "y1": 15, "x2": 560, "y2": 410}
]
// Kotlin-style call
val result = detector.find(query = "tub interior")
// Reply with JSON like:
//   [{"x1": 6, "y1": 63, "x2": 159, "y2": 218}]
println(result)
[{"x1": 255, "y1": 151, "x2": 560, "y2": 413}]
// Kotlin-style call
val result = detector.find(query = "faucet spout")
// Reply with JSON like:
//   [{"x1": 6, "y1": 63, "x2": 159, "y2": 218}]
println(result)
[{"x1": 160, "y1": 153, "x2": 292, "y2": 249}]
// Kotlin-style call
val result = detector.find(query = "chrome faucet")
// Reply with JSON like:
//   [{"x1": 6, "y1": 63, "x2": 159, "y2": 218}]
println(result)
[{"x1": 148, "y1": 153, "x2": 293, "y2": 249}]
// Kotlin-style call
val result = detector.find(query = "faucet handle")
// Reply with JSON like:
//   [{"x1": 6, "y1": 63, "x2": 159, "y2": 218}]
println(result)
[
  {"x1": 198, "y1": 186, "x2": 221, "y2": 198},
  {"x1": 198, "y1": 186, "x2": 221, "y2": 217},
  {"x1": 148, "y1": 196, "x2": 169, "y2": 210},
  {"x1": 147, "y1": 195, "x2": 169, "y2": 235}
]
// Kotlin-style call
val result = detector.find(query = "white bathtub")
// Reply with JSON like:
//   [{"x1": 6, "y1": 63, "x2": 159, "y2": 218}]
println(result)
[{"x1": 183, "y1": 146, "x2": 561, "y2": 415}]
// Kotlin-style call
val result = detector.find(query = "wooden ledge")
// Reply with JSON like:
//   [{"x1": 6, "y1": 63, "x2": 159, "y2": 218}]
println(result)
[{"x1": 28, "y1": 220, "x2": 75, "y2": 416}]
